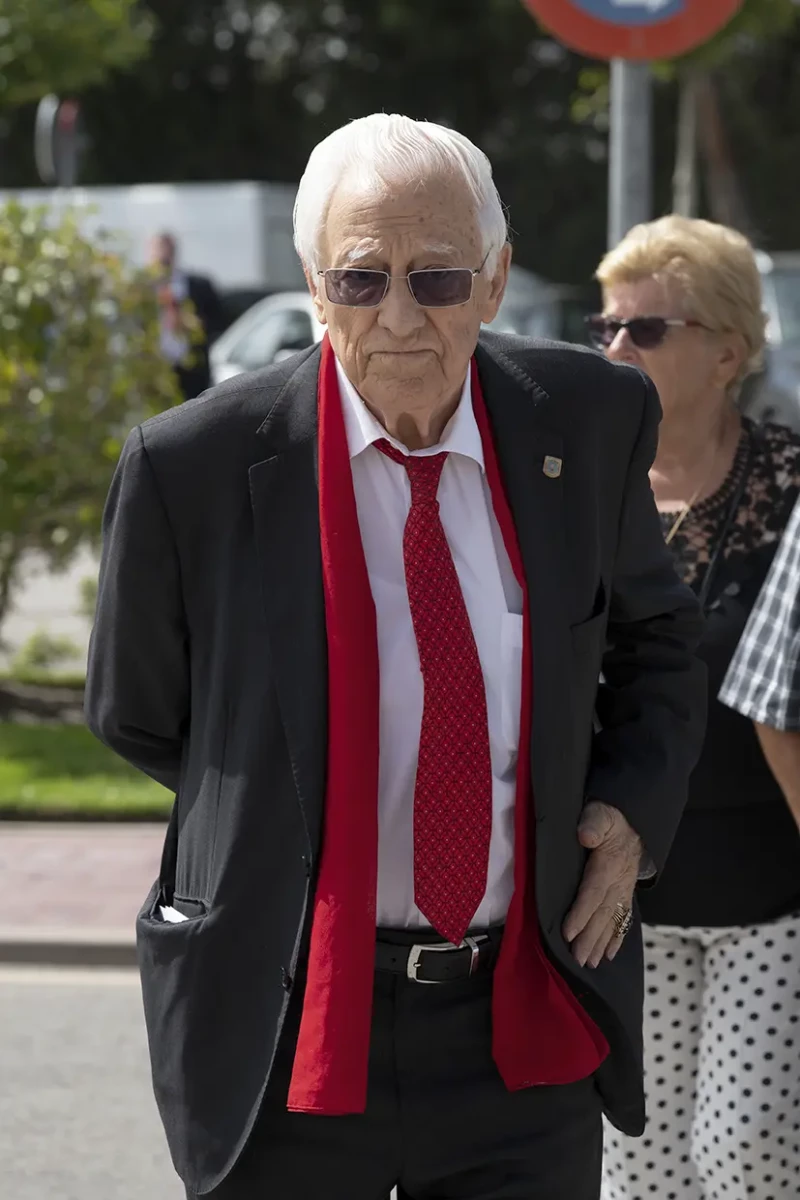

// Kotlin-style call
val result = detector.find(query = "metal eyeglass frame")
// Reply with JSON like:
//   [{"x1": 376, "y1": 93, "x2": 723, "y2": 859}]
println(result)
[{"x1": 317, "y1": 249, "x2": 492, "y2": 309}]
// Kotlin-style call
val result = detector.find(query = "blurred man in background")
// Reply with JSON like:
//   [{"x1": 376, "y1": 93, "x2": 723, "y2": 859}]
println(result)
[{"x1": 149, "y1": 231, "x2": 223, "y2": 399}]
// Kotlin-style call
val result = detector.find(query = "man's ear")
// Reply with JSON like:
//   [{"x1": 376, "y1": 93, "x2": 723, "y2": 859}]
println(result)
[{"x1": 304, "y1": 265, "x2": 328, "y2": 327}]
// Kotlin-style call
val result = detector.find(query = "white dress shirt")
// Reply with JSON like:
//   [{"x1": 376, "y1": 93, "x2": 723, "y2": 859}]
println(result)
[
  {"x1": 159, "y1": 270, "x2": 190, "y2": 365},
  {"x1": 336, "y1": 358, "x2": 524, "y2": 930}
]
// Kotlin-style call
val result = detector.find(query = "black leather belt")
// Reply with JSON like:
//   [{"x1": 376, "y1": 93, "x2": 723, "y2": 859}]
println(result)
[{"x1": 375, "y1": 930, "x2": 502, "y2": 984}]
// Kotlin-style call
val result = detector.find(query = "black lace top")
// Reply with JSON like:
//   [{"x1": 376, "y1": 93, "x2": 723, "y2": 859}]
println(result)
[
  {"x1": 657, "y1": 419, "x2": 800, "y2": 595},
  {"x1": 639, "y1": 418, "x2": 800, "y2": 928}
]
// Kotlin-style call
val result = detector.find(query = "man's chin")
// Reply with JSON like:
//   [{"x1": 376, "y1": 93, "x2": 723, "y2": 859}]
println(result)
[{"x1": 366, "y1": 371, "x2": 430, "y2": 399}]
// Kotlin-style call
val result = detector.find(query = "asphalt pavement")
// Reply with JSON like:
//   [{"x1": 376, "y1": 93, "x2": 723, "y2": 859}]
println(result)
[
  {"x1": 0, "y1": 964, "x2": 182, "y2": 1200},
  {"x1": 1, "y1": 963, "x2": 400, "y2": 1200},
  {"x1": 0, "y1": 823, "x2": 164, "y2": 966}
]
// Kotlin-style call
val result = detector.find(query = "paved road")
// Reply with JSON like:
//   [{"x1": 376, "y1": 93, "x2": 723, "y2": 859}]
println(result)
[
  {"x1": 0, "y1": 824, "x2": 163, "y2": 933},
  {"x1": 0, "y1": 965, "x2": 182, "y2": 1200},
  {"x1": 1, "y1": 964, "x2": 400, "y2": 1200}
]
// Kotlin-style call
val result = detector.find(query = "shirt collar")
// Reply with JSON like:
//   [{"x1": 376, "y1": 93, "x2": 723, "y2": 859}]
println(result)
[{"x1": 335, "y1": 355, "x2": 484, "y2": 470}]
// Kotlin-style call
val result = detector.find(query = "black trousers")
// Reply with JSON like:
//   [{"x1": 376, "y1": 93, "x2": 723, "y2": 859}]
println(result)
[{"x1": 189, "y1": 940, "x2": 603, "y2": 1199}]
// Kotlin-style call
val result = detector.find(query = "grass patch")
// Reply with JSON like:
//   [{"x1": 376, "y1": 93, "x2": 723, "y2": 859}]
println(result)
[
  {"x1": 0, "y1": 670, "x2": 86, "y2": 689},
  {"x1": 0, "y1": 722, "x2": 172, "y2": 818}
]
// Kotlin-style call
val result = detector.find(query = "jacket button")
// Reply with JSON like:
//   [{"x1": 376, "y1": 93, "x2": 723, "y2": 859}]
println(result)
[{"x1": 281, "y1": 967, "x2": 293, "y2": 993}]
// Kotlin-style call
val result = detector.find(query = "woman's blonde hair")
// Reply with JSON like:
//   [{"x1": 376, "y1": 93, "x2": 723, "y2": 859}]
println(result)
[{"x1": 596, "y1": 214, "x2": 767, "y2": 388}]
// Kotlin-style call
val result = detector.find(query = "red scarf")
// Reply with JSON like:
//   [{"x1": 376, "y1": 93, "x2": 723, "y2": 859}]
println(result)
[{"x1": 287, "y1": 335, "x2": 608, "y2": 1114}]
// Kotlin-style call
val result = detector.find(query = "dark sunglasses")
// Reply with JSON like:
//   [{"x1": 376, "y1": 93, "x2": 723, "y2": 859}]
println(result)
[
  {"x1": 585, "y1": 314, "x2": 706, "y2": 350},
  {"x1": 318, "y1": 251, "x2": 490, "y2": 309}
]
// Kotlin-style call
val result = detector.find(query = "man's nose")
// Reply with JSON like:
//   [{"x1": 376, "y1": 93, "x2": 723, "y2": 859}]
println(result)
[{"x1": 376, "y1": 276, "x2": 427, "y2": 335}]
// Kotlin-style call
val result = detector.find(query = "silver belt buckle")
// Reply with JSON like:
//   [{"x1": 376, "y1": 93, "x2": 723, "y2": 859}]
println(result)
[{"x1": 406, "y1": 935, "x2": 488, "y2": 984}]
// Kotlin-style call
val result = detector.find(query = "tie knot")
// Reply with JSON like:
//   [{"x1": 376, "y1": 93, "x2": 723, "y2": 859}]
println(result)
[{"x1": 374, "y1": 439, "x2": 448, "y2": 505}]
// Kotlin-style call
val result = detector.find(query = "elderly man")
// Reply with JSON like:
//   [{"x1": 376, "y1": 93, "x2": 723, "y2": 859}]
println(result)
[{"x1": 86, "y1": 114, "x2": 705, "y2": 1199}]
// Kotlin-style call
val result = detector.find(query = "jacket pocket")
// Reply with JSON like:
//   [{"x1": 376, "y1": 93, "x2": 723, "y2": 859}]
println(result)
[{"x1": 138, "y1": 879, "x2": 209, "y2": 929}]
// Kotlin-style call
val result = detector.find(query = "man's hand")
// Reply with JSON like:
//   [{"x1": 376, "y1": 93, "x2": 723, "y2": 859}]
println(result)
[{"x1": 562, "y1": 800, "x2": 641, "y2": 968}]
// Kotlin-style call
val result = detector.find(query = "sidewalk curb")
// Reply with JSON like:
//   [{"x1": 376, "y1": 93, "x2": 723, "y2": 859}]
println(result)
[{"x1": 0, "y1": 928, "x2": 137, "y2": 969}]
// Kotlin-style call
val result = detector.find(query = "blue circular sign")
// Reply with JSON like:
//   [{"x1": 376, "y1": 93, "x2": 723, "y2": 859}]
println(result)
[
  {"x1": 521, "y1": 0, "x2": 744, "y2": 60},
  {"x1": 574, "y1": 0, "x2": 685, "y2": 26}
]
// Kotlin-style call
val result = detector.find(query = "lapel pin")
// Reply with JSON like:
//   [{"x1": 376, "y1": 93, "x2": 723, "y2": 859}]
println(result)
[{"x1": 542, "y1": 455, "x2": 562, "y2": 479}]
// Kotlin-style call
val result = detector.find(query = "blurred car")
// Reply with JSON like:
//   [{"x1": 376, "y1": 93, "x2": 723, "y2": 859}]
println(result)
[
  {"x1": 209, "y1": 266, "x2": 568, "y2": 386},
  {"x1": 219, "y1": 287, "x2": 271, "y2": 331},
  {"x1": 210, "y1": 291, "x2": 321, "y2": 385}
]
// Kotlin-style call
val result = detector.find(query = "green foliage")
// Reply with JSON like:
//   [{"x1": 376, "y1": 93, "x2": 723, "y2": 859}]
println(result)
[
  {"x1": 0, "y1": 0, "x2": 153, "y2": 110},
  {"x1": 0, "y1": 722, "x2": 171, "y2": 816},
  {"x1": 577, "y1": 0, "x2": 800, "y2": 107},
  {"x1": 10, "y1": 629, "x2": 81, "y2": 672},
  {"x1": 679, "y1": 0, "x2": 800, "y2": 69},
  {"x1": 1, "y1": 0, "x2": 799, "y2": 284},
  {"x1": 0, "y1": 668, "x2": 86, "y2": 687},
  {"x1": 0, "y1": 199, "x2": 182, "y2": 627},
  {"x1": 52, "y1": 0, "x2": 607, "y2": 283}
]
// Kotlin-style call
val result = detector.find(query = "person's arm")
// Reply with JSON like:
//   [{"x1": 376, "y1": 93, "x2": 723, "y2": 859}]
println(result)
[
  {"x1": 719, "y1": 491, "x2": 800, "y2": 827},
  {"x1": 85, "y1": 426, "x2": 189, "y2": 792},
  {"x1": 192, "y1": 275, "x2": 225, "y2": 343},
  {"x1": 754, "y1": 723, "x2": 800, "y2": 829},
  {"x1": 564, "y1": 372, "x2": 707, "y2": 968}
]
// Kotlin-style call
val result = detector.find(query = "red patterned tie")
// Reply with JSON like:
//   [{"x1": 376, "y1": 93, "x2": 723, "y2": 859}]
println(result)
[{"x1": 375, "y1": 439, "x2": 492, "y2": 944}]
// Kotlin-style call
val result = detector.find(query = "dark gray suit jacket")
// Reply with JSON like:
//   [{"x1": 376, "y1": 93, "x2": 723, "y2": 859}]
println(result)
[{"x1": 85, "y1": 332, "x2": 706, "y2": 1194}]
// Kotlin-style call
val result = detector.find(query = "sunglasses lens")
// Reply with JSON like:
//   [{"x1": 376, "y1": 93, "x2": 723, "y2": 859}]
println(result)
[
  {"x1": 325, "y1": 270, "x2": 388, "y2": 307},
  {"x1": 408, "y1": 269, "x2": 473, "y2": 308},
  {"x1": 628, "y1": 318, "x2": 668, "y2": 349},
  {"x1": 585, "y1": 316, "x2": 670, "y2": 350}
]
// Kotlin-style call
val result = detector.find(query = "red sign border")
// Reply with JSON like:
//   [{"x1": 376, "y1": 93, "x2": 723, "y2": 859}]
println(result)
[{"x1": 523, "y1": 0, "x2": 744, "y2": 60}]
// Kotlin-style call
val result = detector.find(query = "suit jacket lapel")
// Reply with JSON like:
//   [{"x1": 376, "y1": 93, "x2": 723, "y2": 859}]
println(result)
[
  {"x1": 249, "y1": 348, "x2": 326, "y2": 858},
  {"x1": 475, "y1": 340, "x2": 571, "y2": 811}
]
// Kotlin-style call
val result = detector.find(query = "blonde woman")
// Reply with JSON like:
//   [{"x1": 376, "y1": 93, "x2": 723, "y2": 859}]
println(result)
[{"x1": 591, "y1": 216, "x2": 800, "y2": 1200}]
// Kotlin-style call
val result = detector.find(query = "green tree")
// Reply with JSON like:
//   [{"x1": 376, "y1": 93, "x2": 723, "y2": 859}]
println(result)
[
  {"x1": 66, "y1": 0, "x2": 607, "y2": 282},
  {"x1": 683, "y1": 0, "x2": 799, "y2": 65},
  {"x1": 3, "y1": 0, "x2": 800, "y2": 280},
  {"x1": 0, "y1": 200, "x2": 182, "y2": 630},
  {"x1": 0, "y1": 0, "x2": 153, "y2": 110}
]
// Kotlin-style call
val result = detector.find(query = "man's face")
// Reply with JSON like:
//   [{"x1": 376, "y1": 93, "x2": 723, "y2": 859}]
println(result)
[
  {"x1": 149, "y1": 236, "x2": 176, "y2": 272},
  {"x1": 307, "y1": 171, "x2": 510, "y2": 429}
]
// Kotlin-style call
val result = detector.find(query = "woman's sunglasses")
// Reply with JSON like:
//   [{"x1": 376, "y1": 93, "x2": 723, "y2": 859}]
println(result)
[
  {"x1": 318, "y1": 252, "x2": 490, "y2": 309},
  {"x1": 585, "y1": 314, "x2": 706, "y2": 350}
]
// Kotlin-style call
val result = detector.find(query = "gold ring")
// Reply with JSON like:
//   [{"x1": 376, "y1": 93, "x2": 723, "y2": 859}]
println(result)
[{"x1": 612, "y1": 903, "x2": 633, "y2": 940}]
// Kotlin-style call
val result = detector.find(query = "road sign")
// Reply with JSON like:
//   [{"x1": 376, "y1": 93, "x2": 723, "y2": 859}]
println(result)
[
  {"x1": 34, "y1": 95, "x2": 85, "y2": 187},
  {"x1": 521, "y1": 0, "x2": 744, "y2": 60}
]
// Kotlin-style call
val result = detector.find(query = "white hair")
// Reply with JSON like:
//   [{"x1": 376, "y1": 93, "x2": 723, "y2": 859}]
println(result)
[{"x1": 293, "y1": 113, "x2": 508, "y2": 272}]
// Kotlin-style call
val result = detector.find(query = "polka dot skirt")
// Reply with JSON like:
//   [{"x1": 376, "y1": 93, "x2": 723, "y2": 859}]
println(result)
[{"x1": 602, "y1": 912, "x2": 800, "y2": 1200}]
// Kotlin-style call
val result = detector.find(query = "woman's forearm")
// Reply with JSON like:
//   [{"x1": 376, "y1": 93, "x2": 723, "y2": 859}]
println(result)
[{"x1": 755, "y1": 722, "x2": 800, "y2": 826}]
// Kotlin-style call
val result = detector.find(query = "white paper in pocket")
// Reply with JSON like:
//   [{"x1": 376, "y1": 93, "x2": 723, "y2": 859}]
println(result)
[{"x1": 159, "y1": 905, "x2": 189, "y2": 924}]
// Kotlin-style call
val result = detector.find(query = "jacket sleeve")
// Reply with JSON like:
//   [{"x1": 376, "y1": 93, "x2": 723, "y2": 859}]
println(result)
[
  {"x1": 85, "y1": 426, "x2": 189, "y2": 792},
  {"x1": 587, "y1": 372, "x2": 707, "y2": 875}
]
